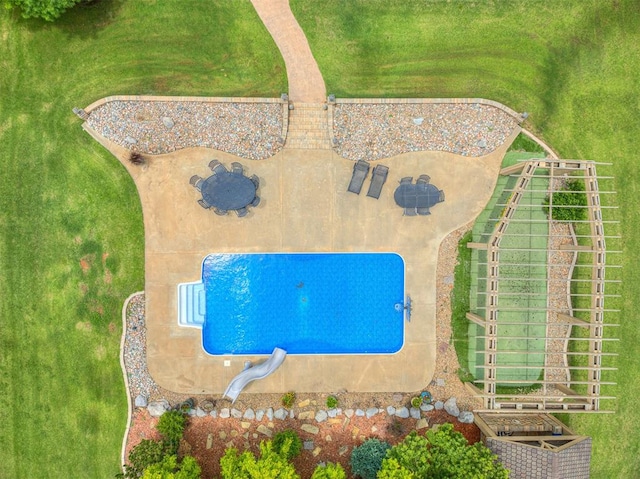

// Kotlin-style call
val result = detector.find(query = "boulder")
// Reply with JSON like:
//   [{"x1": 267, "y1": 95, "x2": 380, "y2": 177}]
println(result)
[
  {"x1": 231, "y1": 408, "x2": 242, "y2": 419},
  {"x1": 266, "y1": 408, "x2": 274, "y2": 421},
  {"x1": 420, "y1": 404, "x2": 434, "y2": 412},
  {"x1": 410, "y1": 407, "x2": 421, "y2": 419},
  {"x1": 243, "y1": 409, "x2": 255, "y2": 420},
  {"x1": 315, "y1": 410, "x2": 328, "y2": 423},
  {"x1": 413, "y1": 117, "x2": 424, "y2": 125},
  {"x1": 355, "y1": 409, "x2": 365, "y2": 417},
  {"x1": 162, "y1": 117, "x2": 175, "y2": 129},
  {"x1": 255, "y1": 409, "x2": 265, "y2": 421},
  {"x1": 196, "y1": 407, "x2": 207, "y2": 417},
  {"x1": 147, "y1": 400, "x2": 170, "y2": 417},
  {"x1": 444, "y1": 398, "x2": 460, "y2": 417},
  {"x1": 274, "y1": 408, "x2": 288, "y2": 420},
  {"x1": 219, "y1": 408, "x2": 230, "y2": 419},
  {"x1": 344, "y1": 409, "x2": 354, "y2": 418},
  {"x1": 458, "y1": 411, "x2": 475, "y2": 424},
  {"x1": 395, "y1": 407, "x2": 410, "y2": 419},
  {"x1": 434, "y1": 401, "x2": 444, "y2": 410},
  {"x1": 134, "y1": 395, "x2": 148, "y2": 408},
  {"x1": 366, "y1": 408, "x2": 379, "y2": 419},
  {"x1": 386, "y1": 406, "x2": 396, "y2": 416}
]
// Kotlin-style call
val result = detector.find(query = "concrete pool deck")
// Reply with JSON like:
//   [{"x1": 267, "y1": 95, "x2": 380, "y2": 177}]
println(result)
[{"x1": 88, "y1": 126, "x2": 517, "y2": 394}]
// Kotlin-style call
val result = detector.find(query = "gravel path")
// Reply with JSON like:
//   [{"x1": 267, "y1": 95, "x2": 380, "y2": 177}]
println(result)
[
  {"x1": 333, "y1": 103, "x2": 519, "y2": 160},
  {"x1": 86, "y1": 100, "x2": 284, "y2": 160}
]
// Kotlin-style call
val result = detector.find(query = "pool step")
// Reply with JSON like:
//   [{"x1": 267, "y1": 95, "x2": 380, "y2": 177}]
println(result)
[
  {"x1": 285, "y1": 102, "x2": 332, "y2": 150},
  {"x1": 177, "y1": 281, "x2": 205, "y2": 328}
]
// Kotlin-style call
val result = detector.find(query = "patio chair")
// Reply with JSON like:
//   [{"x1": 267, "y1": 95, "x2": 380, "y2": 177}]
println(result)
[
  {"x1": 403, "y1": 207, "x2": 417, "y2": 216},
  {"x1": 417, "y1": 207, "x2": 431, "y2": 216},
  {"x1": 347, "y1": 159, "x2": 370, "y2": 194},
  {"x1": 214, "y1": 208, "x2": 227, "y2": 216},
  {"x1": 400, "y1": 176, "x2": 413, "y2": 185},
  {"x1": 416, "y1": 174, "x2": 430, "y2": 185},
  {"x1": 189, "y1": 175, "x2": 204, "y2": 191},
  {"x1": 208, "y1": 159, "x2": 221, "y2": 171},
  {"x1": 198, "y1": 199, "x2": 211, "y2": 209},
  {"x1": 438, "y1": 190, "x2": 445, "y2": 202},
  {"x1": 231, "y1": 162, "x2": 244, "y2": 175},
  {"x1": 366, "y1": 164, "x2": 389, "y2": 199},
  {"x1": 250, "y1": 195, "x2": 261, "y2": 207},
  {"x1": 235, "y1": 207, "x2": 249, "y2": 218},
  {"x1": 250, "y1": 174, "x2": 260, "y2": 189},
  {"x1": 213, "y1": 163, "x2": 228, "y2": 176}
]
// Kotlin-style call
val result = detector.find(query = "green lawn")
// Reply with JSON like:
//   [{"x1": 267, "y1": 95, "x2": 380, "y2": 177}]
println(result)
[
  {"x1": 291, "y1": 0, "x2": 639, "y2": 476},
  {"x1": 0, "y1": 1, "x2": 285, "y2": 477}
]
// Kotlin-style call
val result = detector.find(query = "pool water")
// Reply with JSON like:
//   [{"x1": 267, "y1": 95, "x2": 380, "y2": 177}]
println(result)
[{"x1": 201, "y1": 253, "x2": 405, "y2": 355}]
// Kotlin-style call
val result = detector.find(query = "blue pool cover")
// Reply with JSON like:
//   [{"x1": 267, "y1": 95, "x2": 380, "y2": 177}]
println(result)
[{"x1": 202, "y1": 253, "x2": 405, "y2": 355}]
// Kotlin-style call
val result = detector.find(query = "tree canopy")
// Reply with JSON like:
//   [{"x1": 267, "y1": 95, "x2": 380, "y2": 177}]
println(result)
[
  {"x1": 543, "y1": 178, "x2": 588, "y2": 223},
  {"x1": 220, "y1": 440, "x2": 300, "y2": 479},
  {"x1": 5, "y1": 0, "x2": 84, "y2": 21}
]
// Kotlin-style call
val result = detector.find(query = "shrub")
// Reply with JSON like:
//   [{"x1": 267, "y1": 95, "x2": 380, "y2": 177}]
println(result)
[
  {"x1": 311, "y1": 462, "x2": 347, "y2": 479},
  {"x1": 156, "y1": 410, "x2": 187, "y2": 454},
  {"x1": 281, "y1": 391, "x2": 296, "y2": 408},
  {"x1": 410, "y1": 396, "x2": 422, "y2": 408},
  {"x1": 350, "y1": 438, "x2": 391, "y2": 479},
  {"x1": 272, "y1": 429, "x2": 303, "y2": 460},
  {"x1": 543, "y1": 178, "x2": 587, "y2": 222},
  {"x1": 128, "y1": 151, "x2": 147, "y2": 166},
  {"x1": 326, "y1": 395, "x2": 338, "y2": 409},
  {"x1": 118, "y1": 439, "x2": 165, "y2": 479}
]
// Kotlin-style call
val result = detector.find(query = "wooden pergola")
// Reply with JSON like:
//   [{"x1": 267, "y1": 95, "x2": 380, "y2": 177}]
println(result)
[{"x1": 466, "y1": 159, "x2": 618, "y2": 412}]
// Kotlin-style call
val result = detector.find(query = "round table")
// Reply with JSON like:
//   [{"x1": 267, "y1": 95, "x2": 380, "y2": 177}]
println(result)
[
  {"x1": 201, "y1": 172, "x2": 256, "y2": 211},
  {"x1": 394, "y1": 182, "x2": 440, "y2": 209}
]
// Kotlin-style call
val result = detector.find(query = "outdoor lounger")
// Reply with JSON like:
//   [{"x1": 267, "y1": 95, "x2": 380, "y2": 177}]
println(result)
[
  {"x1": 366, "y1": 164, "x2": 389, "y2": 199},
  {"x1": 347, "y1": 159, "x2": 371, "y2": 194}
]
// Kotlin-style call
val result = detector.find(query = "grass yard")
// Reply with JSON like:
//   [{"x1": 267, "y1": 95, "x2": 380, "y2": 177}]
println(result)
[
  {"x1": 0, "y1": 1, "x2": 285, "y2": 477},
  {"x1": 291, "y1": 0, "x2": 639, "y2": 476}
]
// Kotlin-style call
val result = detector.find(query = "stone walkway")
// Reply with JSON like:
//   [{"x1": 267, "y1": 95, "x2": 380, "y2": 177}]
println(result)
[{"x1": 251, "y1": 0, "x2": 326, "y2": 103}]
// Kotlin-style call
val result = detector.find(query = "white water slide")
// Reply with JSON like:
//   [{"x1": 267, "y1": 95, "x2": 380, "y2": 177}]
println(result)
[{"x1": 223, "y1": 347, "x2": 287, "y2": 403}]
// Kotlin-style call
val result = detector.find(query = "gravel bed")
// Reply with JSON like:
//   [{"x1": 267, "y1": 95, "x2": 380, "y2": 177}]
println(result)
[
  {"x1": 86, "y1": 101, "x2": 284, "y2": 160},
  {"x1": 333, "y1": 103, "x2": 519, "y2": 160}
]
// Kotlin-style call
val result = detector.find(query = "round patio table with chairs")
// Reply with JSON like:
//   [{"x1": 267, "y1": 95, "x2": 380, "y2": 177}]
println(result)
[{"x1": 201, "y1": 171, "x2": 257, "y2": 212}]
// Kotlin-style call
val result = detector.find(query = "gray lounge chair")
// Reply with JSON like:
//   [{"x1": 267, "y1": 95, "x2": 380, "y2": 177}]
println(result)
[
  {"x1": 366, "y1": 164, "x2": 389, "y2": 199},
  {"x1": 231, "y1": 162, "x2": 244, "y2": 175},
  {"x1": 214, "y1": 208, "x2": 227, "y2": 216},
  {"x1": 198, "y1": 199, "x2": 211, "y2": 209},
  {"x1": 438, "y1": 190, "x2": 445, "y2": 202},
  {"x1": 347, "y1": 160, "x2": 370, "y2": 194},
  {"x1": 189, "y1": 175, "x2": 204, "y2": 191},
  {"x1": 416, "y1": 174, "x2": 430, "y2": 185},
  {"x1": 404, "y1": 207, "x2": 417, "y2": 216},
  {"x1": 250, "y1": 195, "x2": 261, "y2": 207},
  {"x1": 208, "y1": 159, "x2": 221, "y2": 171},
  {"x1": 250, "y1": 175, "x2": 260, "y2": 189},
  {"x1": 400, "y1": 176, "x2": 413, "y2": 185},
  {"x1": 235, "y1": 207, "x2": 249, "y2": 217},
  {"x1": 417, "y1": 207, "x2": 431, "y2": 216}
]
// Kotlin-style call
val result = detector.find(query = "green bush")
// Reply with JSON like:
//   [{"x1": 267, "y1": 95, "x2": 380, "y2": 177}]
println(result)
[
  {"x1": 156, "y1": 410, "x2": 187, "y2": 454},
  {"x1": 350, "y1": 438, "x2": 391, "y2": 479},
  {"x1": 141, "y1": 454, "x2": 201, "y2": 479},
  {"x1": 281, "y1": 391, "x2": 296, "y2": 408},
  {"x1": 272, "y1": 429, "x2": 303, "y2": 460},
  {"x1": 220, "y1": 441, "x2": 300, "y2": 479},
  {"x1": 5, "y1": 0, "x2": 84, "y2": 21},
  {"x1": 118, "y1": 439, "x2": 166, "y2": 479},
  {"x1": 543, "y1": 178, "x2": 587, "y2": 222},
  {"x1": 326, "y1": 395, "x2": 338, "y2": 409},
  {"x1": 311, "y1": 462, "x2": 347, "y2": 479}
]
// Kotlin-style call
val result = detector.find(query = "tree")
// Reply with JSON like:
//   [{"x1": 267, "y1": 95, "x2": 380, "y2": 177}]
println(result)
[
  {"x1": 310, "y1": 462, "x2": 346, "y2": 479},
  {"x1": 350, "y1": 438, "x2": 390, "y2": 479},
  {"x1": 118, "y1": 439, "x2": 166, "y2": 479},
  {"x1": 378, "y1": 424, "x2": 508, "y2": 479},
  {"x1": 272, "y1": 429, "x2": 302, "y2": 460},
  {"x1": 220, "y1": 440, "x2": 300, "y2": 479},
  {"x1": 543, "y1": 178, "x2": 587, "y2": 223},
  {"x1": 141, "y1": 455, "x2": 201, "y2": 479},
  {"x1": 4, "y1": 0, "x2": 85, "y2": 21}
]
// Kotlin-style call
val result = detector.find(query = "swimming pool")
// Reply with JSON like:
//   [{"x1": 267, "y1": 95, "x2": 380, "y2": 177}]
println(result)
[{"x1": 201, "y1": 253, "x2": 405, "y2": 355}]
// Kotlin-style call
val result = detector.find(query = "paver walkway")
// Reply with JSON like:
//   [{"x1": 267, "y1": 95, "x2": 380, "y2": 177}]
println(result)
[{"x1": 251, "y1": 0, "x2": 326, "y2": 103}]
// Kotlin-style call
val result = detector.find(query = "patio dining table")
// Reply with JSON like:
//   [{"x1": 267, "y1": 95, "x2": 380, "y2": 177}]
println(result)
[
  {"x1": 394, "y1": 182, "x2": 441, "y2": 209},
  {"x1": 201, "y1": 171, "x2": 256, "y2": 211}
]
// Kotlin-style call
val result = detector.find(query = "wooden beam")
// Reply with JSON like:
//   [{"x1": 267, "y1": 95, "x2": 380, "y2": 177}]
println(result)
[
  {"x1": 464, "y1": 381, "x2": 484, "y2": 396},
  {"x1": 559, "y1": 244, "x2": 594, "y2": 251},
  {"x1": 467, "y1": 242, "x2": 488, "y2": 250},
  {"x1": 500, "y1": 163, "x2": 526, "y2": 176},
  {"x1": 558, "y1": 313, "x2": 591, "y2": 327},
  {"x1": 466, "y1": 312, "x2": 486, "y2": 327}
]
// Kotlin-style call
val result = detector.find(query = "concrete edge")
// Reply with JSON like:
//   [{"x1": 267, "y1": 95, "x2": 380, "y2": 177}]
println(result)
[
  {"x1": 83, "y1": 95, "x2": 286, "y2": 114},
  {"x1": 120, "y1": 291, "x2": 145, "y2": 471},
  {"x1": 333, "y1": 97, "x2": 524, "y2": 123}
]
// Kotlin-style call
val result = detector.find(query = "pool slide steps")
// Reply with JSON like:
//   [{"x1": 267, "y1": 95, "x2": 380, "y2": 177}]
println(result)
[
  {"x1": 223, "y1": 347, "x2": 288, "y2": 403},
  {"x1": 177, "y1": 281, "x2": 205, "y2": 328}
]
